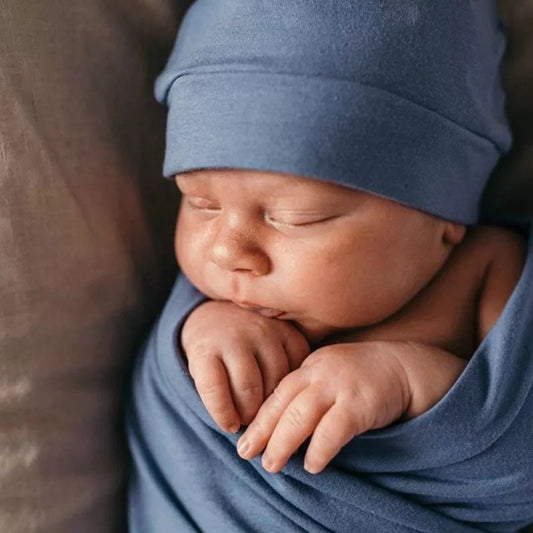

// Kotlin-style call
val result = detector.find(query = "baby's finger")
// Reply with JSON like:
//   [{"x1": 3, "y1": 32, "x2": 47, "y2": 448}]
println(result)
[
  {"x1": 255, "y1": 343, "x2": 290, "y2": 399},
  {"x1": 189, "y1": 356, "x2": 240, "y2": 433},
  {"x1": 260, "y1": 385, "x2": 333, "y2": 473},
  {"x1": 303, "y1": 403, "x2": 358, "y2": 474},
  {"x1": 237, "y1": 370, "x2": 306, "y2": 461},
  {"x1": 282, "y1": 328, "x2": 310, "y2": 371},
  {"x1": 224, "y1": 349, "x2": 264, "y2": 426}
]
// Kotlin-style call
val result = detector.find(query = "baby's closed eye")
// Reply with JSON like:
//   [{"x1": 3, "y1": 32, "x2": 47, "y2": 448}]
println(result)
[
  {"x1": 264, "y1": 211, "x2": 339, "y2": 227},
  {"x1": 184, "y1": 195, "x2": 220, "y2": 212}
]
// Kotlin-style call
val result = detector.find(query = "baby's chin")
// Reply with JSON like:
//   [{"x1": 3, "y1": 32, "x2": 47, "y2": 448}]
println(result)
[
  {"x1": 291, "y1": 317, "x2": 343, "y2": 346},
  {"x1": 292, "y1": 305, "x2": 402, "y2": 345}
]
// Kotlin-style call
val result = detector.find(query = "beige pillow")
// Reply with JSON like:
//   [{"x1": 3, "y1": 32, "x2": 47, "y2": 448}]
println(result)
[{"x1": 0, "y1": 1, "x2": 189, "y2": 531}]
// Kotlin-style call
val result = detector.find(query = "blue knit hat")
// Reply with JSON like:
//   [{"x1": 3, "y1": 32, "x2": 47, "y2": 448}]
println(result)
[{"x1": 156, "y1": 0, "x2": 511, "y2": 224}]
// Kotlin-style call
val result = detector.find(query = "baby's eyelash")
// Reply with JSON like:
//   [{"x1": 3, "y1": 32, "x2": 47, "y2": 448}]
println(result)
[
  {"x1": 185, "y1": 196, "x2": 219, "y2": 211},
  {"x1": 265, "y1": 213, "x2": 336, "y2": 228}
]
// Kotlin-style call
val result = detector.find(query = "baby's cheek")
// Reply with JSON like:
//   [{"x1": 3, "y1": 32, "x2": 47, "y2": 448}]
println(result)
[
  {"x1": 175, "y1": 213, "x2": 205, "y2": 263},
  {"x1": 289, "y1": 275, "x2": 346, "y2": 324},
  {"x1": 175, "y1": 222, "x2": 203, "y2": 278},
  {"x1": 177, "y1": 244, "x2": 221, "y2": 302},
  {"x1": 174, "y1": 224, "x2": 190, "y2": 270}
]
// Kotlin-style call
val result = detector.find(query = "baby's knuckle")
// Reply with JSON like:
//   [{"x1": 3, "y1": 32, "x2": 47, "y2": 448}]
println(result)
[
  {"x1": 348, "y1": 390, "x2": 378, "y2": 429},
  {"x1": 198, "y1": 382, "x2": 222, "y2": 399},
  {"x1": 208, "y1": 403, "x2": 233, "y2": 421},
  {"x1": 187, "y1": 343, "x2": 217, "y2": 362},
  {"x1": 312, "y1": 372, "x2": 332, "y2": 389},
  {"x1": 218, "y1": 334, "x2": 243, "y2": 351},
  {"x1": 239, "y1": 383, "x2": 262, "y2": 398},
  {"x1": 286, "y1": 405, "x2": 306, "y2": 428},
  {"x1": 249, "y1": 418, "x2": 268, "y2": 438},
  {"x1": 305, "y1": 372, "x2": 331, "y2": 394},
  {"x1": 249, "y1": 315, "x2": 277, "y2": 342},
  {"x1": 360, "y1": 387, "x2": 382, "y2": 412},
  {"x1": 213, "y1": 411, "x2": 233, "y2": 425},
  {"x1": 271, "y1": 384, "x2": 286, "y2": 409},
  {"x1": 303, "y1": 351, "x2": 328, "y2": 369},
  {"x1": 312, "y1": 424, "x2": 331, "y2": 446},
  {"x1": 222, "y1": 347, "x2": 248, "y2": 365}
]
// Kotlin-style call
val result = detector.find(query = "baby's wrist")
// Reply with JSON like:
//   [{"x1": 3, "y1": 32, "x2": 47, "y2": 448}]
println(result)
[{"x1": 391, "y1": 341, "x2": 467, "y2": 419}]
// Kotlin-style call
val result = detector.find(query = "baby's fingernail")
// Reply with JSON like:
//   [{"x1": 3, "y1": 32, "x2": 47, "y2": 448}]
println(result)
[
  {"x1": 237, "y1": 438, "x2": 250, "y2": 457},
  {"x1": 262, "y1": 454, "x2": 276, "y2": 472},
  {"x1": 304, "y1": 460, "x2": 320, "y2": 474},
  {"x1": 228, "y1": 423, "x2": 240, "y2": 433}
]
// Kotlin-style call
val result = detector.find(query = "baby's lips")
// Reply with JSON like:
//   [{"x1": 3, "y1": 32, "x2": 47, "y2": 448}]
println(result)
[
  {"x1": 255, "y1": 307, "x2": 285, "y2": 319},
  {"x1": 234, "y1": 300, "x2": 285, "y2": 319}
]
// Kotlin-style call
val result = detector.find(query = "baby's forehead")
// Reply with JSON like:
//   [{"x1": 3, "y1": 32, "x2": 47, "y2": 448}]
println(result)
[{"x1": 176, "y1": 168, "x2": 360, "y2": 200}]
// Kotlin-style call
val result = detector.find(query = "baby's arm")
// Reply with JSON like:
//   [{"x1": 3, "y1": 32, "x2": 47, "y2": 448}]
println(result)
[
  {"x1": 237, "y1": 340, "x2": 466, "y2": 474},
  {"x1": 181, "y1": 301, "x2": 310, "y2": 432},
  {"x1": 476, "y1": 227, "x2": 526, "y2": 341}
]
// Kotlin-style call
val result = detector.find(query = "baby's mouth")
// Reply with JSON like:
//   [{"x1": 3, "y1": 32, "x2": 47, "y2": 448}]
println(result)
[
  {"x1": 233, "y1": 301, "x2": 286, "y2": 319},
  {"x1": 254, "y1": 307, "x2": 286, "y2": 319}
]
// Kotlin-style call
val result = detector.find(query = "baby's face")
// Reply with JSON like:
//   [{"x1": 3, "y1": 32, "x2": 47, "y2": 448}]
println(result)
[{"x1": 175, "y1": 169, "x2": 463, "y2": 341}]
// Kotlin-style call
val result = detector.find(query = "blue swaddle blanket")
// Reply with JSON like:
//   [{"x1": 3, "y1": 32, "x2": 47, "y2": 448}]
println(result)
[
  {"x1": 128, "y1": 257, "x2": 533, "y2": 531},
  {"x1": 127, "y1": 1, "x2": 533, "y2": 530}
]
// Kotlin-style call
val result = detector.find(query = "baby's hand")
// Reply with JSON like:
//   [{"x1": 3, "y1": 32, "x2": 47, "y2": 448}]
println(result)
[
  {"x1": 237, "y1": 340, "x2": 466, "y2": 474},
  {"x1": 236, "y1": 341, "x2": 412, "y2": 474},
  {"x1": 181, "y1": 300, "x2": 310, "y2": 433}
]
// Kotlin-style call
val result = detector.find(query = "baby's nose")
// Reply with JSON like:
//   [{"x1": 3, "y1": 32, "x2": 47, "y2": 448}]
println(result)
[{"x1": 209, "y1": 225, "x2": 271, "y2": 276}]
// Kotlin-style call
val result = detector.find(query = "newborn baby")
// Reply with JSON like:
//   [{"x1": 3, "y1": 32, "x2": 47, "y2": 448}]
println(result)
[
  {"x1": 128, "y1": 2, "x2": 533, "y2": 530},
  {"x1": 176, "y1": 168, "x2": 525, "y2": 475}
]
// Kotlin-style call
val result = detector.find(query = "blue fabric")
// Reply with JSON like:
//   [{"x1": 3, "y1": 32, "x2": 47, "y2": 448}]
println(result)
[
  {"x1": 156, "y1": 0, "x2": 512, "y2": 224},
  {"x1": 127, "y1": 223, "x2": 533, "y2": 532}
]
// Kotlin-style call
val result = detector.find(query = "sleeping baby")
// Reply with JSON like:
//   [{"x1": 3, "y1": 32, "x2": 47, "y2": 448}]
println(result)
[
  {"x1": 128, "y1": 1, "x2": 533, "y2": 531},
  {"x1": 176, "y1": 167, "x2": 525, "y2": 475}
]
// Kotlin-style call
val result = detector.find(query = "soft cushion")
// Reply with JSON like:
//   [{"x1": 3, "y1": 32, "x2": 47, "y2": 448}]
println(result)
[{"x1": 0, "y1": 1, "x2": 189, "y2": 531}]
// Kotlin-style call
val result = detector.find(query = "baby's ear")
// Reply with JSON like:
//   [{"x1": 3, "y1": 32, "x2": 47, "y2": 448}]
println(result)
[{"x1": 442, "y1": 222, "x2": 466, "y2": 246}]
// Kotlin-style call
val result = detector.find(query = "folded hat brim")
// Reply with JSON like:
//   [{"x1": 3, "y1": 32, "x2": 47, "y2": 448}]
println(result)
[{"x1": 164, "y1": 71, "x2": 503, "y2": 224}]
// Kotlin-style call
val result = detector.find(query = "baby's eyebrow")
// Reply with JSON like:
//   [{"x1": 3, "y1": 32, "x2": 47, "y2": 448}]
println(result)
[
  {"x1": 175, "y1": 173, "x2": 193, "y2": 185},
  {"x1": 175, "y1": 174, "x2": 208, "y2": 192}
]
